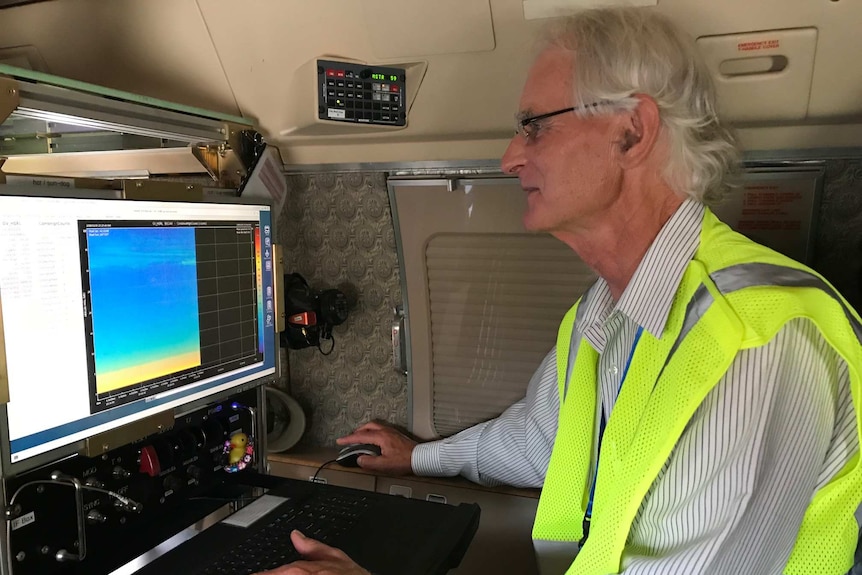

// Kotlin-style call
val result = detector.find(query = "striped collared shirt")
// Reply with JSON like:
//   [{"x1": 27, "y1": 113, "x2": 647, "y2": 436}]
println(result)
[{"x1": 413, "y1": 199, "x2": 857, "y2": 574}]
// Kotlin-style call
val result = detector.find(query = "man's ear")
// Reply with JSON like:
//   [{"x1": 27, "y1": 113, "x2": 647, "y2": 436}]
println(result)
[{"x1": 615, "y1": 94, "x2": 661, "y2": 168}]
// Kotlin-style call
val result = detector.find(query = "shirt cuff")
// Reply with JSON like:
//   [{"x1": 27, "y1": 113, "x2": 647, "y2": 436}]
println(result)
[
  {"x1": 411, "y1": 441, "x2": 447, "y2": 476},
  {"x1": 410, "y1": 422, "x2": 488, "y2": 481}
]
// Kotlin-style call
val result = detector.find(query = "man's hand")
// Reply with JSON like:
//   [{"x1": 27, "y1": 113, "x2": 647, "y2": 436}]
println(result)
[
  {"x1": 255, "y1": 531, "x2": 371, "y2": 575},
  {"x1": 337, "y1": 421, "x2": 416, "y2": 475}
]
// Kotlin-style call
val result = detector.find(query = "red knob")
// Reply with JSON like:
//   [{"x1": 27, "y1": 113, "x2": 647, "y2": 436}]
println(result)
[{"x1": 139, "y1": 445, "x2": 161, "y2": 477}]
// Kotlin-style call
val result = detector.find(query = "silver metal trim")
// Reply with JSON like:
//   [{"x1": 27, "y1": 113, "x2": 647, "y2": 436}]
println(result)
[
  {"x1": 14, "y1": 80, "x2": 228, "y2": 144},
  {"x1": 743, "y1": 147, "x2": 862, "y2": 162},
  {"x1": 284, "y1": 159, "x2": 505, "y2": 175},
  {"x1": 392, "y1": 306, "x2": 407, "y2": 375},
  {"x1": 47, "y1": 471, "x2": 87, "y2": 563},
  {"x1": 387, "y1": 180, "x2": 414, "y2": 432},
  {"x1": 280, "y1": 149, "x2": 862, "y2": 177}
]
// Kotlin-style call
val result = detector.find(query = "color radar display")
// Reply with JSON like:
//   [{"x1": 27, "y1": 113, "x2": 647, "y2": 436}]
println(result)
[{"x1": 81, "y1": 220, "x2": 264, "y2": 413}]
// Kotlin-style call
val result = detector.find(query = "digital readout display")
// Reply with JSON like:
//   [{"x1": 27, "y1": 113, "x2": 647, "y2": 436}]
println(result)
[{"x1": 371, "y1": 73, "x2": 399, "y2": 82}]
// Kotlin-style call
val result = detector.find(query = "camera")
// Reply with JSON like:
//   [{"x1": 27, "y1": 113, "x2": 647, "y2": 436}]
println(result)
[{"x1": 280, "y1": 273, "x2": 349, "y2": 352}]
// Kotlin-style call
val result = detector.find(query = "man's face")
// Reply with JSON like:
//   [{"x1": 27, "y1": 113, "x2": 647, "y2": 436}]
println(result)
[{"x1": 501, "y1": 47, "x2": 621, "y2": 235}]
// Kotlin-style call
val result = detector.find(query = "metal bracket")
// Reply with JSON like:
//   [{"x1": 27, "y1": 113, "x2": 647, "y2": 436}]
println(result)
[
  {"x1": 121, "y1": 179, "x2": 203, "y2": 201},
  {"x1": 224, "y1": 122, "x2": 252, "y2": 179},
  {"x1": 191, "y1": 145, "x2": 220, "y2": 182},
  {"x1": 392, "y1": 306, "x2": 407, "y2": 375},
  {"x1": 47, "y1": 471, "x2": 87, "y2": 563},
  {"x1": 0, "y1": 76, "x2": 20, "y2": 126},
  {"x1": 191, "y1": 142, "x2": 248, "y2": 190},
  {"x1": 230, "y1": 402, "x2": 257, "y2": 467},
  {"x1": 80, "y1": 409, "x2": 174, "y2": 457}
]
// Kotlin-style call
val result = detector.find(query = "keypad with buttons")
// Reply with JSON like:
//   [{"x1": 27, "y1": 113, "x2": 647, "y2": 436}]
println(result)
[{"x1": 317, "y1": 59, "x2": 406, "y2": 126}]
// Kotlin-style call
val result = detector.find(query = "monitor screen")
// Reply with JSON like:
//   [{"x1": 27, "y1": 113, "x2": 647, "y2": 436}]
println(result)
[{"x1": 0, "y1": 191, "x2": 277, "y2": 465}]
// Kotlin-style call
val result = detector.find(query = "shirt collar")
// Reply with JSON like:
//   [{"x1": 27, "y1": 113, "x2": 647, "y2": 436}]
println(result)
[{"x1": 578, "y1": 199, "x2": 705, "y2": 347}]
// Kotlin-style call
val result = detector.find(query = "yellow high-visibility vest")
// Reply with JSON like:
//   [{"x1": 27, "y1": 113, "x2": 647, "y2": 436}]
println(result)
[{"x1": 532, "y1": 209, "x2": 862, "y2": 575}]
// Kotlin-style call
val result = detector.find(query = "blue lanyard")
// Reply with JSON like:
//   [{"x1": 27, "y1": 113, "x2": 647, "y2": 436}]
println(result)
[{"x1": 580, "y1": 325, "x2": 644, "y2": 546}]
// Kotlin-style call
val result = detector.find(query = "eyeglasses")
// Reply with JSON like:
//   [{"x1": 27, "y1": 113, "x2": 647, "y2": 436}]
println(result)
[{"x1": 514, "y1": 101, "x2": 605, "y2": 140}]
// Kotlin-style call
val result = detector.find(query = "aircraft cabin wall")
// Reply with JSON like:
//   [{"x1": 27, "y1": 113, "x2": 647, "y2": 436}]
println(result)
[
  {"x1": 1, "y1": 0, "x2": 862, "y2": 443},
  {"x1": 277, "y1": 161, "x2": 862, "y2": 446}
]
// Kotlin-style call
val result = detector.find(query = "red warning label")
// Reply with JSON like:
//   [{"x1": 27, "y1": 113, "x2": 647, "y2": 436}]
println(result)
[{"x1": 738, "y1": 39, "x2": 780, "y2": 52}]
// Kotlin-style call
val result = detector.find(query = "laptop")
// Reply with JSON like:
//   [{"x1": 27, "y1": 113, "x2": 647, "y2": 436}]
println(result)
[{"x1": 131, "y1": 476, "x2": 481, "y2": 575}]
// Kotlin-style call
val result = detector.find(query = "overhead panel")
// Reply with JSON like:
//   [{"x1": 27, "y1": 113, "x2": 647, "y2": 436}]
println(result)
[
  {"x1": 522, "y1": 0, "x2": 657, "y2": 20},
  {"x1": 361, "y1": 0, "x2": 495, "y2": 58},
  {"x1": 697, "y1": 28, "x2": 817, "y2": 123}
]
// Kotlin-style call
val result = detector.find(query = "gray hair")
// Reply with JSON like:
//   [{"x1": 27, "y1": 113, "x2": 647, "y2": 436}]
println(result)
[{"x1": 542, "y1": 7, "x2": 739, "y2": 205}]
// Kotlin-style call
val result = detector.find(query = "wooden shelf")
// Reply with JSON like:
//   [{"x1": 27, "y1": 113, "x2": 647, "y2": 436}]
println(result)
[{"x1": 268, "y1": 446, "x2": 540, "y2": 499}]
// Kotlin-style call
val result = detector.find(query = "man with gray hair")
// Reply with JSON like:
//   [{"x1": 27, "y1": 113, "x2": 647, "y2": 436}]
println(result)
[{"x1": 263, "y1": 7, "x2": 862, "y2": 575}]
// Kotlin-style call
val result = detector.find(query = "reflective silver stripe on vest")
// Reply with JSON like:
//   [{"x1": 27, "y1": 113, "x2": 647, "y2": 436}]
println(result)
[
  {"x1": 668, "y1": 283, "x2": 714, "y2": 365},
  {"x1": 658, "y1": 263, "x2": 862, "y2": 386},
  {"x1": 533, "y1": 539, "x2": 580, "y2": 575},
  {"x1": 711, "y1": 262, "x2": 862, "y2": 344},
  {"x1": 646, "y1": 283, "x2": 715, "y2": 392}
]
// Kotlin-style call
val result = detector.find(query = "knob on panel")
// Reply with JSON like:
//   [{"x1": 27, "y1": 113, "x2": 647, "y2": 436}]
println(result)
[
  {"x1": 177, "y1": 429, "x2": 200, "y2": 459},
  {"x1": 202, "y1": 417, "x2": 228, "y2": 450},
  {"x1": 163, "y1": 474, "x2": 183, "y2": 494},
  {"x1": 87, "y1": 510, "x2": 107, "y2": 524},
  {"x1": 186, "y1": 464, "x2": 204, "y2": 485},
  {"x1": 138, "y1": 445, "x2": 160, "y2": 478},
  {"x1": 152, "y1": 437, "x2": 179, "y2": 469},
  {"x1": 112, "y1": 465, "x2": 132, "y2": 479}
]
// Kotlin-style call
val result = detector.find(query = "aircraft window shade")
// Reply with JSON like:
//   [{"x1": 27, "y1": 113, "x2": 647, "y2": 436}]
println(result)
[{"x1": 425, "y1": 233, "x2": 595, "y2": 436}]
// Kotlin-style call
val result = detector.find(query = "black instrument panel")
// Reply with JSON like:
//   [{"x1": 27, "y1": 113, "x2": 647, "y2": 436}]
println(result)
[{"x1": 317, "y1": 59, "x2": 407, "y2": 127}]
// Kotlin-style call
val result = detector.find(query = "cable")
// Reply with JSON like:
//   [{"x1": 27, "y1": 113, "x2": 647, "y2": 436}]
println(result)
[
  {"x1": 5, "y1": 479, "x2": 63, "y2": 575},
  {"x1": 312, "y1": 460, "x2": 338, "y2": 484},
  {"x1": 50, "y1": 472, "x2": 143, "y2": 513},
  {"x1": 4, "y1": 474, "x2": 145, "y2": 574},
  {"x1": 317, "y1": 335, "x2": 336, "y2": 356},
  {"x1": 78, "y1": 485, "x2": 143, "y2": 513}
]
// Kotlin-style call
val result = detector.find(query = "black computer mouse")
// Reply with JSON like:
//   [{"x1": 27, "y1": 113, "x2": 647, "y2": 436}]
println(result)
[{"x1": 335, "y1": 443, "x2": 381, "y2": 467}]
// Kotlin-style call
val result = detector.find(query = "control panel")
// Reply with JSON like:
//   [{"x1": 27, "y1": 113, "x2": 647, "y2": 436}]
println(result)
[
  {"x1": 4, "y1": 390, "x2": 260, "y2": 575},
  {"x1": 317, "y1": 59, "x2": 406, "y2": 127}
]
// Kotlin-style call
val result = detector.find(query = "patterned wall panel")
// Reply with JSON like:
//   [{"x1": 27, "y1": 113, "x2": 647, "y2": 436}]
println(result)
[
  {"x1": 277, "y1": 159, "x2": 862, "y2": 448},
  {"x1": 276, "y1": 172, "x2": 406, "y2": 447}
]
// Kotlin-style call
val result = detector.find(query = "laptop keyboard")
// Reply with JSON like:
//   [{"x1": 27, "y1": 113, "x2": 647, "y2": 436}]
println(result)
[{"x1": 196, "y1": 492, "x2": 371, "y2": 575}]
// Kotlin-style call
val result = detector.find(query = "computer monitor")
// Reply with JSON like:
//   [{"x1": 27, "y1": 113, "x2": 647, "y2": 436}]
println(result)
[{"x1": 0, "y1": 188, "x2": 278, "y2": 473}]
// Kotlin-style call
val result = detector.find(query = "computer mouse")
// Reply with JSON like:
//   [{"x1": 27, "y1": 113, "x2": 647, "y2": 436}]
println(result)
[{"x1": 335, "y1": 443, "x2": 381, "y2": 467}]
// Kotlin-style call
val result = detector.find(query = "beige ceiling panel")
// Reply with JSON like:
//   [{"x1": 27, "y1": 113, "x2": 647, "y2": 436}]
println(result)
[
  {"x1": 196, "y1": 0, "x2": 376, "y2": 140},
  {"x1": 661, "y1": 0, "x2": 862, "y2": 122},
  {"x1": 656, "y1": 0, "x2": 823, "y2": 38},
  {"x1": 360, "y1": 0, "x2": 495, "y2": 58},
  {"x1": 278, "y1": 122, "x2": 862, "y2": 166},
  {"x1": 697, "y1": 28, "x2": 817, "y2": 122},
  {"x1": 523, "y1": 0, "x2": 656, "y2": 21},
  {"x1": 0, "y1": 0, "x2": 239, "y2": 116},
  {"x1": 1, "y1": 0, "x2": 860, "y2": 166},
  {"x1": 0, "y1": 45, "x2": 47, "y2": 71},
  {"x1": 198, "y1": 0, "x2": 538, "y2": 148}
]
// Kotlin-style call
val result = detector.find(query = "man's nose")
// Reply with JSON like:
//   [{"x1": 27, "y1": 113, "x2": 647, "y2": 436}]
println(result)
[{"x1": 501, "y1": 135, "x2": 525, "y2": 175}]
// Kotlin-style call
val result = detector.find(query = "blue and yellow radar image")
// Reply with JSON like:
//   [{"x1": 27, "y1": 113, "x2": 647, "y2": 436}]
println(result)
[{"x1": 86, "y1": 227, "x2": 201, "y2": 393}]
